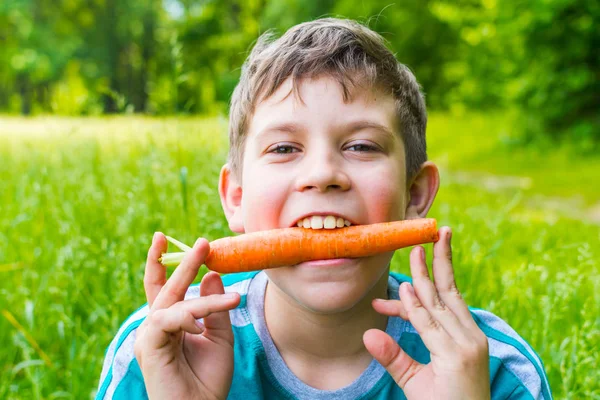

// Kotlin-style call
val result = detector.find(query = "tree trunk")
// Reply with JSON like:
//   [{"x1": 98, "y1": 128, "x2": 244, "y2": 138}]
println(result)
[
  {"x1": 103, "y1": 0, "x2": 120, "y2": 113},
  {"x1": 17, "y1": 75, "x2": 31, "y2": 115},
  {"x1": 138, "y1": 4, "x2": 156, "y2": 113}
]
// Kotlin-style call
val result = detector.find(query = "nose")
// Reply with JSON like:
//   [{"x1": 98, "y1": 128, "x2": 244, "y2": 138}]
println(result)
[{"x1": 295, "y1": 149, "x2": 351, "y2": 193}]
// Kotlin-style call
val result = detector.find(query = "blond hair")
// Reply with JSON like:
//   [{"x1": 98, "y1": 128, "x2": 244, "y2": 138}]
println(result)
[{"x1": 228, "y1": 18, "x2": 427, "y2": 183}]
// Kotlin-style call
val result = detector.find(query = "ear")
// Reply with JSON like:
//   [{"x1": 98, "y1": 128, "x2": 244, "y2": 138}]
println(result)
[
  {"x1": 404, "y1": 161, "x2": 440, "y2": 219},
  {"x1": 218, "y1": 164, "x2": 245, "y2": 233}
]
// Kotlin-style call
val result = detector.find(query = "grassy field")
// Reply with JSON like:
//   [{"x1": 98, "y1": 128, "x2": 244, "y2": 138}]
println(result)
[{"x1": 1, "y1": 114, "x2": 598, "y2": 399}]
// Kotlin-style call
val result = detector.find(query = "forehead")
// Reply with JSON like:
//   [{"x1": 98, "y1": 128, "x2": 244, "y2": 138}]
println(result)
[{"x1": 247, "y1": 75, "x2": 398, "y2": 138}]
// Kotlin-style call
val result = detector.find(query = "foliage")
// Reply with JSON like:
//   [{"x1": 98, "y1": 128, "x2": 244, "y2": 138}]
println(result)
[
  {"x1": 0, "y1": 115, "x2": 598, "y2": 399},
  {"x1": 0, "y1": 0, "x2": 597, "y2": 142},
  {"x1": 506, "y1": 0, "x2": 599, "y2": 149}
]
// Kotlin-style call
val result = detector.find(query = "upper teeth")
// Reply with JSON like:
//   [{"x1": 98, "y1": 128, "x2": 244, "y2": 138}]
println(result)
[{"x1": 296, "y1": 215, "x2": 351, "y2": 229}]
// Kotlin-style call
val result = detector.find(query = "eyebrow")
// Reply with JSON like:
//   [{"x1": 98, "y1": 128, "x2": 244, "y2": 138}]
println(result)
[
  {"x1": 344, "y1": 120, "x2": 396, "y2": 139},
  {"x1": 257, "y1": 122, "x2": 302, "y2": 137}
]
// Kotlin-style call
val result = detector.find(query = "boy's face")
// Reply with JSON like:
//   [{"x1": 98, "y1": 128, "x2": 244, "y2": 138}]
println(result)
[{"x1": 220, "y1": 75, "x2": 435, "y2": 314}]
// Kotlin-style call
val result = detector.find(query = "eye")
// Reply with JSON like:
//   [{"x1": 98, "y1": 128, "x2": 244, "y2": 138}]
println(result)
[
  {"x1": 268, "y1": 144, "x2": 299, "y2": 154},
  {"x1": 346, "y1": 143, "x2": 378, "y2": 152}
]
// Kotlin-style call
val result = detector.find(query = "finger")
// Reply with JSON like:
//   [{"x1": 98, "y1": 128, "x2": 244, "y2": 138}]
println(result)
[
  {"x1": 144, "y1": 293, "x2": 240, "y2": 349},
  {"x1": 410, "y1": 246, "x2": 469, "y2": 343},
  {"x1": 431, "y1": 227, "x2": 477, "y2": 328},
  {"x1": 372, "y1": 298, "x2": 409, "y2": 320},
  {"x1": 400, "y1": 281, "x2": 455, "y2": 355},
  {"x1": 144, "y1": 308, "x2": 203, "y2": 350},
  {"x1": 152, "y1": 238, "x2": 210, "y2": 311},
  {"x1": 200, "y1": 272, "x2": 240, "y2": 335},
  {"x1": 144, "y1": 232, "x2": 168, "y2": 307},
  {"x1": 171, "y1": 294, "x2": 240, "y2": 326},
  {"x1": 363, "y1": 329, "x2": 423, "y2": 389}
]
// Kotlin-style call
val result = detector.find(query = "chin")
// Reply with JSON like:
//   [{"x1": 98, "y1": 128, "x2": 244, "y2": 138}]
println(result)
[
  {"x1": 294, "y1": 284, "x2": 368, "y2": 314},
  {"x1": 265, "y1": 257, "x2": 391, "y2": 314}
]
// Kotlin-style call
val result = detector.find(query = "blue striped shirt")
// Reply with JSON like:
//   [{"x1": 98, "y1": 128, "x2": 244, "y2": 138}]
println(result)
[{"x1": 96, "y1": 271, "x2": 552, "y2": 399}]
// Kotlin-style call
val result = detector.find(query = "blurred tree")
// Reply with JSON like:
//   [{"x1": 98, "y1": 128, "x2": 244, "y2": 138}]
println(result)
[
  {"x1": 260, "y1": 0, "x2": 335, "y2": 29},
  {"x1": 173, "y1": 0, "x2": 263, "y2": 113},
  {"x1": 0, "y1": 0, "x2": 81, "y2": 114},
  {"x1": 81, "y1": 0, "x2": 163, "y2": 113},
  {"x1": 333, "y1": 0, "x2": 462, "y2": 109},
  {"x1": 503, "y1": 0, "x2": 599, "y2": 146}
]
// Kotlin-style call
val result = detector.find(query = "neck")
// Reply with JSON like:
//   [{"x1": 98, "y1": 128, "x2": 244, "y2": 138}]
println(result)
[{"x1": 263, "y1": 271, "x2": 389, "y2": 363}]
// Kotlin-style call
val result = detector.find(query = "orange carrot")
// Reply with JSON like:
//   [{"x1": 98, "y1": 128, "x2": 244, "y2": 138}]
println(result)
[{"x1": 161, "y1": 218, "x2": 438, "y2": 273}]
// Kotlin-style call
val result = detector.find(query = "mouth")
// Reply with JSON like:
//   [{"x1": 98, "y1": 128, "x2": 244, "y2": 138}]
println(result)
[
  {"x1": 295, "y1": 257, "x2": 359, "y2": 268},
  {"x1": 289, "y1": 213, "x2": 360, "y2": 267},
  {"x1": 291, "y1": 213, "x2": 357, "y2": 229}
]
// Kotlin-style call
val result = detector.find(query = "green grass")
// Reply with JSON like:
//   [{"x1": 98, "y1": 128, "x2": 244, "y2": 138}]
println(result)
[
  {"x1": 428, "y1": 112, "x2": 600, "y2": 207},
  {"x1": 1, "y1": 115, "x2": 598, "y2": 399}
]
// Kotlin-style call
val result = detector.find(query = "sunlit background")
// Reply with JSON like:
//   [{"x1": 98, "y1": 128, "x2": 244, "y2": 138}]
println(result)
[{"x1": 1, "y1": 1, "x2": 598, "y2": 399}]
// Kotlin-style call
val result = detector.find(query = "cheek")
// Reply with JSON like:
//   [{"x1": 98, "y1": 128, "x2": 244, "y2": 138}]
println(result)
[
  {"x1": 370, "y1": 183, "x2": 405, "y2": 221},
  {"x1": 354, "y1": 163, "x2": 406, "y2": 221},
  {"x1": 241, "y1": 165, "x2": 290, "y2": 231}
]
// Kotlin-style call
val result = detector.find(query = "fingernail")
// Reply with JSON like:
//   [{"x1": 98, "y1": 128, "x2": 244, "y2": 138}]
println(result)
[
  {"x1": 223, "y1": 292, "x2": 238, "y2": 299},
  {"x1": 152, "y1": 232, "x2": 159, "y2": 244},
  {"x1": 194, "y1": 238, "x2": 204, "y2": 247},
  {"x1": 419, "y1": 246, "x2": 425, "y2": 259},
  {"x1": 373, "y1": 298, "x2": 387, "y2": 303}
]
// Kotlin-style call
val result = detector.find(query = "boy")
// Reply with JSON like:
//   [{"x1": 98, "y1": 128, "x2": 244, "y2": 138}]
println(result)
[{"x1": 96, "y1": 18, "x2": 551, "y2": 399}]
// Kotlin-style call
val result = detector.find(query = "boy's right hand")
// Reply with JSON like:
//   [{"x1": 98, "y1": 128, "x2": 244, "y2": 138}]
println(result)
[{"x1": 134, "y1": 233, "x2": 241, "y2": 400}]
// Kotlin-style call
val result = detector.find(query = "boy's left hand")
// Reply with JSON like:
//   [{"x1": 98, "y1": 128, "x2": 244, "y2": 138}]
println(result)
[{"x1": 363, "y1": 227, "x2": 491, "y2": 400}]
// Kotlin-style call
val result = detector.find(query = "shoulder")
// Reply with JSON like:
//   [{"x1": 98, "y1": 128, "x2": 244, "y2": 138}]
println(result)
[
  {"x1": 95, "y1": 303, "x2": 148, "y2": 399},
  {"x1": 95, "y1": 271, "x2": 260, "y2": 399},
  {"x1": 387, "y1": 272, "x2": 552, "y2": 399},
  {"x1": 470, "y1": 309, "x2": 552, "y2": 399},
  {"x1": 221, "y1": 270, "x2": 260, "y2": 291},
  {"x1": 96, "y1": 272, "x2": 257, "y2": 399}
]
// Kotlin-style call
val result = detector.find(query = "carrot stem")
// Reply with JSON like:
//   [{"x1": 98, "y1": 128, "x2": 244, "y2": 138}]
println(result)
[{"x1": 165, "y1": 236, "x2": 192, "y2": 252}]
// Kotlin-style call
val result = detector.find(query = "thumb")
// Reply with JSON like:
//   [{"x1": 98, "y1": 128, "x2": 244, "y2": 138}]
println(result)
[{"x1": 363, "y1": 329, "x2": 423, "y2": 389}]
